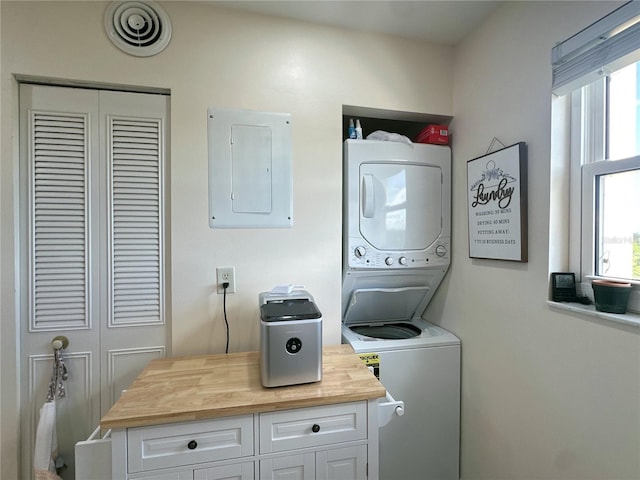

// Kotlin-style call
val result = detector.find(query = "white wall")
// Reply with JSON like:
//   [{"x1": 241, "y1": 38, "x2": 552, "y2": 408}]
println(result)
[
  {"x1": 0, "y1": 4, "x2": 21, "y2": 479},
  {"x1": 431, "y1": 1, "x2": 640, "y2": 479},
  {"x1": 0, "y1": 2, "x2": 4, "y2": 477},
  {"x1": 0, "y1": 2, "x2": 452, "y2": 478}
]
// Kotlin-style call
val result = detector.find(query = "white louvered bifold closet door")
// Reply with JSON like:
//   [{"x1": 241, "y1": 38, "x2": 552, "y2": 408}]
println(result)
[{"x1": 19, "y1": 85, "x2": 168, "y2": 480}]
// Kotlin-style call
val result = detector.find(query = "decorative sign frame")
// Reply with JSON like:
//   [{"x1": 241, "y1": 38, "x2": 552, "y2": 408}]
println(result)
[{"x1": 467, "y1": 142, "x2": 528, "y2": 262}]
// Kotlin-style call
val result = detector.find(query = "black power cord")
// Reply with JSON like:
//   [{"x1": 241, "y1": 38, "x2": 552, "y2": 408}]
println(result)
[{"x1": 222, "y1": 282, "x2": 230, "y2": 353}]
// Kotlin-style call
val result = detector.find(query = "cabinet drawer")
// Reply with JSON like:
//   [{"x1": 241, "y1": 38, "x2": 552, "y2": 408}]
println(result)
[
  {"x1": 259, "y1": 402, "x2": 367, "y2": 454},
  {"x1": 128, "y1": 415, "x2": 254, "y2": 473}
]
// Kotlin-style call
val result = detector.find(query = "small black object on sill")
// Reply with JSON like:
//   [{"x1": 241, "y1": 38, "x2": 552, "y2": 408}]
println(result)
[
  {"x1": 551, "y1": 272, "x2": 577, "y2": 302},
  {"x1": 577, "y1": 295, "x2": 592, "y2": 305}
]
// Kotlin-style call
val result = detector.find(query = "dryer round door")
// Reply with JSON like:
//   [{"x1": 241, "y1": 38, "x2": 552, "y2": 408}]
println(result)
[{"x1": 359, "y1": 162, "x2": 443, "y2": 252}]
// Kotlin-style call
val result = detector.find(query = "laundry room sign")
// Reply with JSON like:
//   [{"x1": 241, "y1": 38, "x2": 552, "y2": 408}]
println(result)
[{"x1": 467, "y1": 142, "x2": 528, "y2": 262}]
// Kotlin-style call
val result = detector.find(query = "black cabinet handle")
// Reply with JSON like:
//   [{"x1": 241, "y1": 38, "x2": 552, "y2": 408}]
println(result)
[
  {"x1": 311, "y1": 424, "x2": 320, "y2": 433},
  {"x1": 187, "y1": 440, "x2": 198, "y2": 450}
]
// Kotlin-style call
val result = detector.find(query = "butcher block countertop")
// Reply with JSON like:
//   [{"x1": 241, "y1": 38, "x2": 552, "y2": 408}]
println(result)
[{"x1": 100, "y1": 344, "x2": 386, "y2": 430}]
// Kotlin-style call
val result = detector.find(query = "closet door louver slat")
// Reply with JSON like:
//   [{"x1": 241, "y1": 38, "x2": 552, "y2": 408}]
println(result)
[
  {"x1": 109, "y1": 117, "x2": 163, "y2": 326},
  {"x1": 30, "y1": 112, "x2": 89, "y2": 330}
]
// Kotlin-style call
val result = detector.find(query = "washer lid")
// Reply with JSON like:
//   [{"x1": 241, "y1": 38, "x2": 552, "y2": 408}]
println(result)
[
  {"x1": 260, "y1": 299, "x2": 322, "y2": 322},
  {"x1": 342, "y1": 287, "x2": 429, "y2": 326}
]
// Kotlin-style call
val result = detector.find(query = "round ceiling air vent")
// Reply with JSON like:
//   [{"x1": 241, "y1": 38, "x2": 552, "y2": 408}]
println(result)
[{"x1": 104, "y1": 1, "x2": 172, "y2": 57}]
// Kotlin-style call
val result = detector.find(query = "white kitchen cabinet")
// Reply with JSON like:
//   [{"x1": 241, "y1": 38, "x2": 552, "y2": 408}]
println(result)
[
  {"x1": 103, "y1": 400, "x2": 377, "y2": 480},
  {"x1": 195, "y1": 462, "x2": 255, "y2": 480},
  {"x1": 260, "y1": 453, "x2": 315, "y2": 480},
  {"x1": 78, "y1": 346, "x2": 390, "y2": 480},
  {"x1": 260, "y1": 445, "x2": 367, "y2": 480},
  {"x1": 258, "y1": 403, "x2": 368, "y2": 480},
  {"x1": 317, "y1": 445, "x2": 367, "y2": 480},
  {"x1": 129, "y1": 470, "x2": 194, "y2": 480}
]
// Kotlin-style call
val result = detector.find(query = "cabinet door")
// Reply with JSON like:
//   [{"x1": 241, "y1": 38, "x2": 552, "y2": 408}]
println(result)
[
  {"x1": 130, "y1": 469, "x2": 193, "y2": 480},
  {"x1": 316, "y1": 445, "x2": 367, "y2": 480},
  {"x1": 195, "y1": 461, "x2": 254, "y2": 480},
  {"x1": 260, "y1": 453, "x2": 315, "y2": 480}
]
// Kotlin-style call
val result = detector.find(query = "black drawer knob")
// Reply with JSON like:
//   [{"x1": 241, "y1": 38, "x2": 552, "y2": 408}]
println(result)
[
  {"x1": 311, "y1": 424, "x2": 320, "y2": 433},
  {"x1": 187, "y1": 440, "x2": 198, "y2": 450}
]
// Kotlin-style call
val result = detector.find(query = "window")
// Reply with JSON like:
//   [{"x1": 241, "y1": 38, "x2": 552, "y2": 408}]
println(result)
[
  {"x1": 551, "y1": 1, "x2": 640, "y2": 315},
  {"x1": 578, "y1": 61, "x2": 640, "y2": 286}
]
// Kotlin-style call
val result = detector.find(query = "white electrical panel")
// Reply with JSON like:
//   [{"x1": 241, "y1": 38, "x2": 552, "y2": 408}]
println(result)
[{"x1": 208, "y1": 108, "x2": 292, "y2": 228}]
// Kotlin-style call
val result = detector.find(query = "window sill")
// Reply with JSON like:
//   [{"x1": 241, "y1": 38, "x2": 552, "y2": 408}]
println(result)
[{"x1": 548, "y1": 301, "x2": 640, "y2": 327}]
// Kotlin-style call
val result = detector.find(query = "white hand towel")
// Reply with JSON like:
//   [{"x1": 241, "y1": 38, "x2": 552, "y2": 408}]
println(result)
[{"x1": 34, "y1": 401, "x2": 63, "y2": 480}]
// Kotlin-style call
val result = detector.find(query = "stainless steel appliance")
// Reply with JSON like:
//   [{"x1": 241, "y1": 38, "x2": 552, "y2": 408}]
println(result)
[{"x1": 259, "y1": 288, "x2": 322, "y2": 388}]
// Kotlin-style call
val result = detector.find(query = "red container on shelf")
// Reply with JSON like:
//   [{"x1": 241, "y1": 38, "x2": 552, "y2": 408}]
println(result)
[{"x1": 415, "y1": 124, "x2": 449, "y2": 145}]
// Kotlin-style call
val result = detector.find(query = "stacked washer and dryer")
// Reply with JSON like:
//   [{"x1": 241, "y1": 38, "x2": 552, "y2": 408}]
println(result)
[{"x1": 341, "y1": 139, "x2": 460, "y2": 480}]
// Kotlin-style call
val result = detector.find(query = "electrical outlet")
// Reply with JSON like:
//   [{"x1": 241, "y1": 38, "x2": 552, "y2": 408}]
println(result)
[{"x1": 216, "y1": 267, "x2": 236, "y2": 294}]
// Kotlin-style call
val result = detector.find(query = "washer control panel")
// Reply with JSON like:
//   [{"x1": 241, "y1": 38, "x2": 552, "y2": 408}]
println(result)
[{"x1": 346, "y1": 237, "x2": 450, "y2": 269}]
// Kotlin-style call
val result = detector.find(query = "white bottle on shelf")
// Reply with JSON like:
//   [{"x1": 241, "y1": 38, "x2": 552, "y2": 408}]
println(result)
[
  {"x1": 355, "y1": 119, "x2": 363, "y2": 139},
  {"x1": 348, "y1": 119, "x2": 356, "y2": 139}
]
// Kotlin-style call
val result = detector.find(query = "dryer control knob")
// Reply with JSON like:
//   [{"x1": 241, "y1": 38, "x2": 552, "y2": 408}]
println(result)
[
  {"x1": 385, "y1": 257, "x2": 394, "y2": 266},
  {"x1": 435, "y1": 245, "x2": 447, "y2": 257},
  {"x1": 399, "y1": 256, "x2": 407, "y2": 265},
  {"x1": 354, "y1": 246, "x2": 366, "y2": 258}
]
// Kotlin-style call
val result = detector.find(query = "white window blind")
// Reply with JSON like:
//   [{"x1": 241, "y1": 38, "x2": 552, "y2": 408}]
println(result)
[
  {"x1": 552, "y1": 0, "x2": 640, "y2": 95},
  {"x1": 30, "y1": 111, "x2": 89, "y2": 330},
  {"x1": 109, "y1": 117, "x2": 163, "y2": 326}
]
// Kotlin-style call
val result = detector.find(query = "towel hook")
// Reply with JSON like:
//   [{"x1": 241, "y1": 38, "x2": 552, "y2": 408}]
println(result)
[{"x1": 47, "y1": 336, "x2": 69, "y2": 402}]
